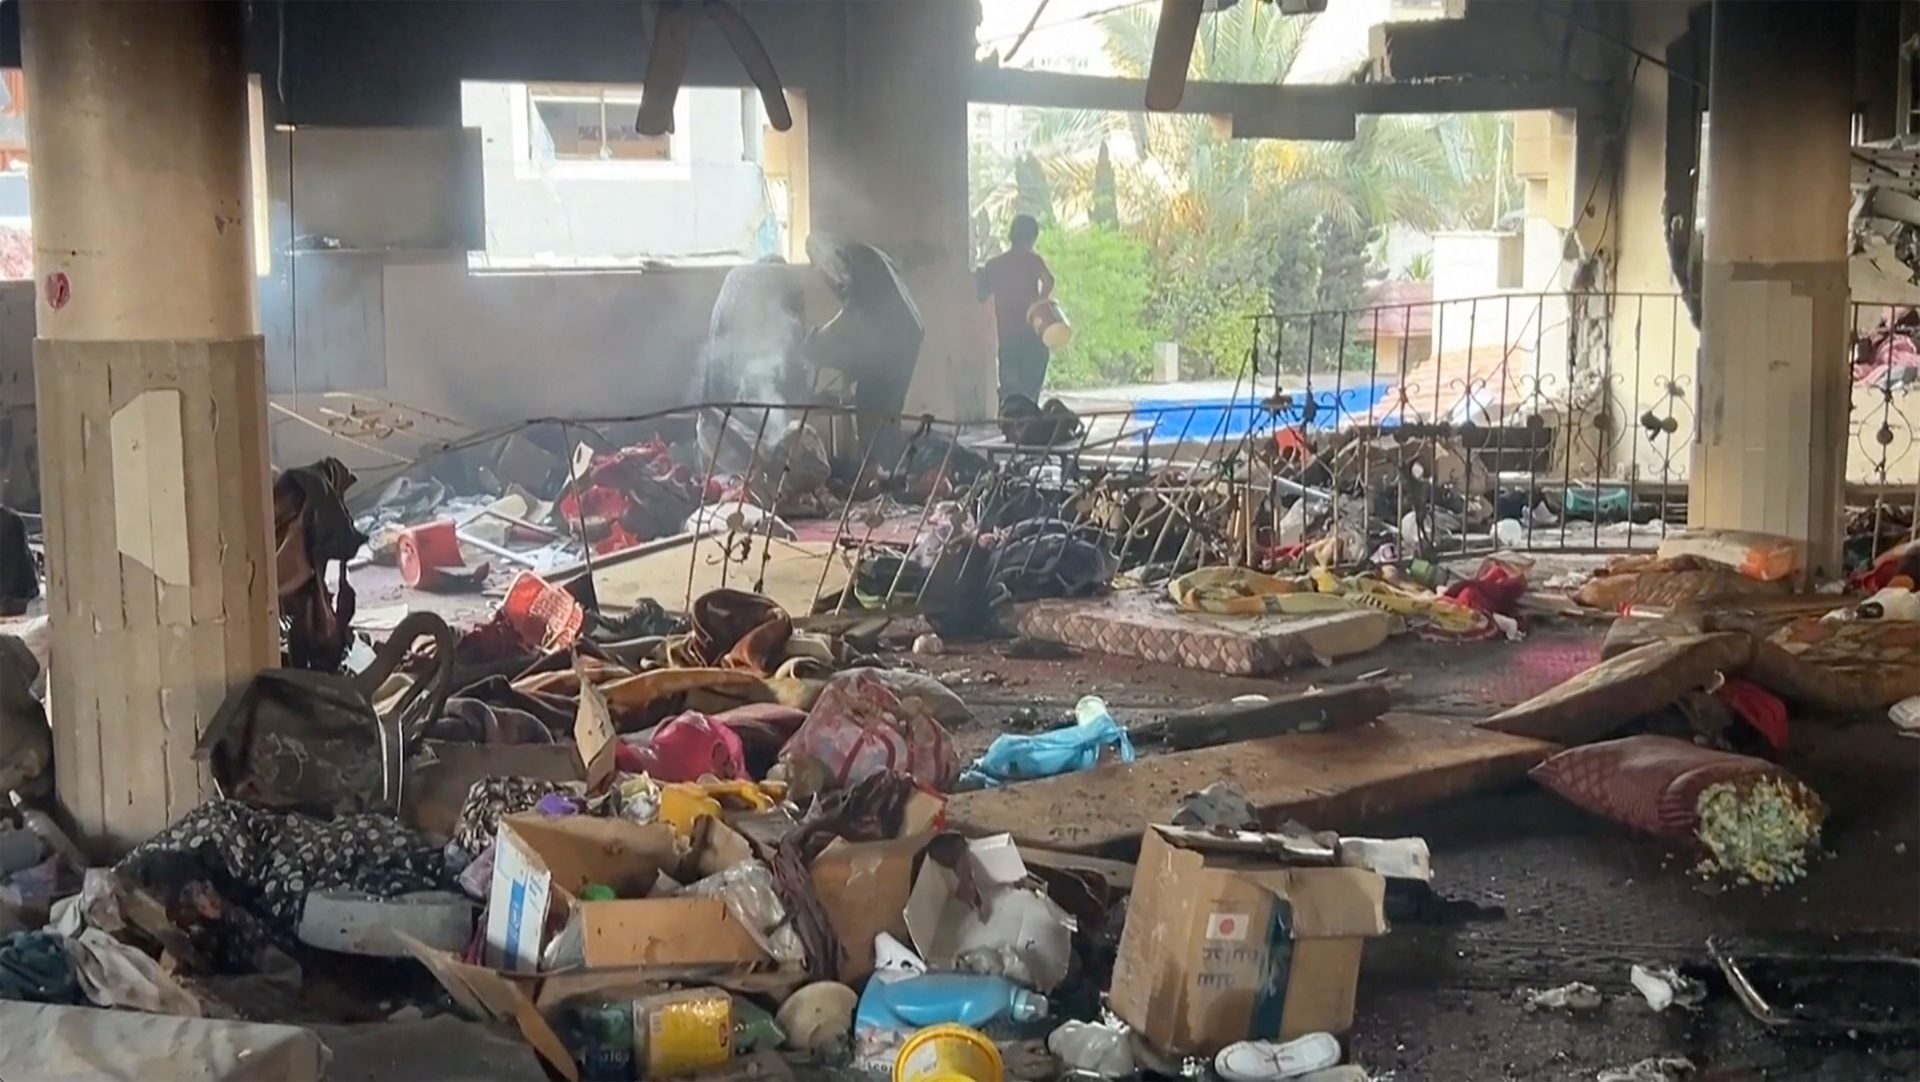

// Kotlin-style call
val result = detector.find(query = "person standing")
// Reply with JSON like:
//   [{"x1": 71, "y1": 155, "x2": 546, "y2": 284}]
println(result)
[
  {"x1": 804, "y1": 236, "x2": 925, "y2": 469},
  {"x1": 977, "y1": 214, "x2": 1056, "y2": 404}
]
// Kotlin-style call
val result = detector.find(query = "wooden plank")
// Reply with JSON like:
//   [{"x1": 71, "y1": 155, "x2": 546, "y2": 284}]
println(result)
[
  {"x1": 587, "y1": 534, "x2": 848, "y2": 618},
  {"x1": 946, "y1": 714, "x2": 1557, "y2": 854},
  {"x1": 1136, "y1": 681, "x2": 1391, "y2": 750}
]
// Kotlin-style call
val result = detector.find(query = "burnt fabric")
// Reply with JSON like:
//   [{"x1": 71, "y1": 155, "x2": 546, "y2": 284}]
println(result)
[
  {"x1": 0, "y1": 932, "x2": 81, "y2": 1005},
  {"x1": 987, "y1": 518, "x2": 1116, "y2": 602},
  {"x1": 997, "y1": 394, "x2": 1081, "y2": 447},
  {"x1": 116, "y1": 801, "x2": 445, "y2": 971},
  {"x1": 196, "y1": 614, "x2": 456, "y2": 819},
  {"x1": 684, "y1": 589, "x2": 792, "y2": 675},
  {"x1": 450, "y1": 674, "x2": 578, "y2": 733},
  {"x1": 770, "y1": 769, "x2": 918, "y2": 980},
  {"x1": 0, "y1": 635, "x2": 50, "y2": 798},
  {"x1": 274, "y1": 459, "x2": 368, "y2": 672},
  {"x1": 421, "y1": 699, "x2": 554, "y2": 746}
]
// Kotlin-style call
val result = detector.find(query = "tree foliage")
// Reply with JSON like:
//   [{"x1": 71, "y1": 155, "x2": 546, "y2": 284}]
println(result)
[
  {"x1": 1033, "y1": 225, "x2": 1158, "y2": 389},
  {"x1": 966, "y1": 2, "x2": 1515, "y2": 387}
]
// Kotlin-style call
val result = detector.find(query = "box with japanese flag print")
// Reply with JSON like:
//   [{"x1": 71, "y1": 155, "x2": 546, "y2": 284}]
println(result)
[{"x1": 1109, "y1": 825, "x2": 1389, "y2": 1055}]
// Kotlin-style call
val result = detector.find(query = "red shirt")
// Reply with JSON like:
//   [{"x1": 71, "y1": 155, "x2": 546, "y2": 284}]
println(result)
[{"x1": 979, "y1": 249, "x2": 1054, "y2": 342}]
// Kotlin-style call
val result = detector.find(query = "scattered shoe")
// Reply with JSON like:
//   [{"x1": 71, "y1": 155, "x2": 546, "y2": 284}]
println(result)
[{"x1": 1213, "y1": 1032, "x2": 1342, "y2": 1081}]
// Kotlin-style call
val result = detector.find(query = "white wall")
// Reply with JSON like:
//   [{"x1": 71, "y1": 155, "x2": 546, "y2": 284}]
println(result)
[{"x1": 463, "y1": 82, "x2": 773, "y2": 265}]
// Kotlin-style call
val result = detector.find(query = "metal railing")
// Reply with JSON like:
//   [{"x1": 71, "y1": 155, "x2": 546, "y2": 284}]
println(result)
[
  {"x1": 349, "y1": 290, "x2": 1919, "y2": 623},
  {"x1": 1241, "y1": 291, "x2": 1701, "y2": 558},
  {"x1": 1848, "y1": 302, "x2": 1920, "y2": 567}
]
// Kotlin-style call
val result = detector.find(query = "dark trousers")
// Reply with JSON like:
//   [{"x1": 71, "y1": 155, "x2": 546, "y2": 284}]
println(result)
[{"x1": 998, "y1": 335, "x2": 1050, "y2": 404}]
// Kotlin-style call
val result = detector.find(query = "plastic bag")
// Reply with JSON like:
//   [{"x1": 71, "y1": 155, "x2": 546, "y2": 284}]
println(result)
[
  {"x1": 614, "y1": 775, "x2": 662, "y2": 824},
  {"x1": 780, "y1": 671, "x2": 958, "y2": 791},
  {"x1": 1048, "y1": 1019, "x2": 1135, "y2": 1077},
  {"x1": 961, "y1": 696, "x2": 1133, "y2": 787},
  {"x1": 617, "y1": 712, "x2": 746, "y2": 783},
  {"x1": 684, "y1": 859, "x2": 805, "y2": 965},
  {"x1": 540, "y1": 908, "x2": 587, "y2": 971}
]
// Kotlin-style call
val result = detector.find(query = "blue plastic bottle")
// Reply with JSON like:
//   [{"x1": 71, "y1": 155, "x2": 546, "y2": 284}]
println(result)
[{"x1": 854, "y1": 973, "x2": 1049, "y2": 1034}]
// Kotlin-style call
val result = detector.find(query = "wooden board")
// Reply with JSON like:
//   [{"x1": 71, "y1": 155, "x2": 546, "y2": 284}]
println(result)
[
  {"x1": 1138, "y1": 681, "x2": 1391, "y2": 750},
  {"x1": 584, "y1": 534, "x2": 848, "y2": 617},
  {"x1": 946, "y1": 714, "x2": 1557, "y2": 854}
]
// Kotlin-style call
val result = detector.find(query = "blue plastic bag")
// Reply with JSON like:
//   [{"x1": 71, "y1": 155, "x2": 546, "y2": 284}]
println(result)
[{"x1": 961, "y1": 696, "x2": 1134, "y2": 787}]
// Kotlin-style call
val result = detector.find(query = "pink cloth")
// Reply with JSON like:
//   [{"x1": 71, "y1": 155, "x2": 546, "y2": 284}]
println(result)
[{"x1": 616, "y1": 710, "x2": 747, "y2": 782}]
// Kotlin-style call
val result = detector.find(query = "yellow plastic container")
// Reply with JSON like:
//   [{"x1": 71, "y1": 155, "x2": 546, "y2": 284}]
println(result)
[
  {"x1": 1026, "y1": 298, "x2": 1074, "y2": 350},
  {"x1": 634, "y1": 987, "x2": 733, "y2": 1077},
  {"x1": 893, "y1": 1023, "x2": 1003, "y2": 1082}
]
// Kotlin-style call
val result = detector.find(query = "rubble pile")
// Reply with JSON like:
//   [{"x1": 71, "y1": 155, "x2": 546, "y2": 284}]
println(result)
[{"x1": 0, "y1": 420, "x2": 1914, "y2": 1079}]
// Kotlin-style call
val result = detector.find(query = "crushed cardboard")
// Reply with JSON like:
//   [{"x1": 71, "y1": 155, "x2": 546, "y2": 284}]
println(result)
[
  {"x1": 903, "y1": 834, "x2": 1076, "y2": 992},
  {"x1": 1111, "y1": 825, "x2": 1388, "y2": 1056}
]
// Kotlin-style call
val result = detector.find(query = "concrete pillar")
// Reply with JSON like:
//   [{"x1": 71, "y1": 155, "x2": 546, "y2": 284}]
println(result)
[
  {"x1": 1689, "y1": 0, "x2": 1852, "y2": 579},
  {"x1": 23, "y1": 0, "x2": 277, "y2": 850},
  {"x1": 810, "y1": 0, "x2": 996, "y2": 421}
]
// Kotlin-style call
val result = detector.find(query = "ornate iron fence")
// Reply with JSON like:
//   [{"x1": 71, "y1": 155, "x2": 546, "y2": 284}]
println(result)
[{"x1": 354, "y1": 291, "x2": 1917, "y2": 622}]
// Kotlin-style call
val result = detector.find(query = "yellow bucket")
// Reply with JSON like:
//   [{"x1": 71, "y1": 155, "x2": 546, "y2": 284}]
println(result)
[
  {"x1": 1026, "y1": 298, "x2": 1074, "y2": 351},
  {"x1": 892, "y1": 1023, "x2": 1003, "y2": 1082}
]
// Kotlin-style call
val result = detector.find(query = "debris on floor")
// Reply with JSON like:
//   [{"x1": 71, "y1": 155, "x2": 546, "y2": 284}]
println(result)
[
  {"x1": 1628, "y1": 964, "x2": 1706, "y2": 1013},
  {"x1": 1519, "y1": 981, "x2": 1604, "y2": 1014},
  {"x1": 1594, "y1": 1055, "x2": 1695, "y2": 1082},
  {"x1": 3, "y1": 376, "x2": 1916, "y2": 1082}
]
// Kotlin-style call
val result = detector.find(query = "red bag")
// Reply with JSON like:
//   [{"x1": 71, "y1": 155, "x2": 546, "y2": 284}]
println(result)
[
  {"x1": 616, "y1": 711, "x2": 746, "y2": 782},
  {"x1": 779, "y1": 670, "x2": 958, "y2": 791},
  {"x1": 1530, "y1": 735, "x2": 1810, "y2": 843}
]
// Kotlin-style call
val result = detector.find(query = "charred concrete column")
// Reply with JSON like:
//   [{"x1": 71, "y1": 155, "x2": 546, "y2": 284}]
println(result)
[
  {"x1": 811, "y1": 0, "x2": 995, "y2": 421},
  {"x1": 23, "y1": 0, "x2": 277, "y2": 850},
  {"x1": 1690, "y1": 0, "x2": 1852, "y2": 578}
]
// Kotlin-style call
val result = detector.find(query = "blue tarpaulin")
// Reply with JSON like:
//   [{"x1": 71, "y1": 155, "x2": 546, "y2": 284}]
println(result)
[{"x1": 1125, "y1": 382, "x2": 1394, "y2": 444}]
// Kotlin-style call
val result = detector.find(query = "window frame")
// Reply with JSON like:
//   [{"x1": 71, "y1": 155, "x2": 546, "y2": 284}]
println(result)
[{"x1": 511, "y1": 82, "x2": 691, "y2": 181}]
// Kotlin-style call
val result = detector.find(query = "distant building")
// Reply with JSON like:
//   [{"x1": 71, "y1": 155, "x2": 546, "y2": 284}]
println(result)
[
  {"x1": 461, "y1": 81, "x2": 792, "y2": 268},
  {"x1": 1354, "y1": 279, "x2": 1434, "y2": 372}
]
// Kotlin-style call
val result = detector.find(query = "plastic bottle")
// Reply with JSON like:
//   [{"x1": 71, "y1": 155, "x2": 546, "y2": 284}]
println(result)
[
  {"x1": 853, "y1": 973, "x2": 1048, "y2": 1035},
  {"x1": 10, "y1": 791, "x2": 87, "y2": 869}
]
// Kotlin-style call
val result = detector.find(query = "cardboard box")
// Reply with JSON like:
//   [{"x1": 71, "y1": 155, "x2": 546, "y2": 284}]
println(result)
[
  {"x1": 485, "y1": 813, "x2": 928, "y2": 979},
  {"x1": 401, "y1": 933, "x2": 807, "y2": 1082},
  {"x1": 1110, "y1": 825, "x2": 1388, "y2": 1055}
]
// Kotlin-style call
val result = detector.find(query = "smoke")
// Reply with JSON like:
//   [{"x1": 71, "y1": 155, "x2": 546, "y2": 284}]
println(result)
[{"x1": 700, "y1": 257, "x2": 813, "y2": 472}]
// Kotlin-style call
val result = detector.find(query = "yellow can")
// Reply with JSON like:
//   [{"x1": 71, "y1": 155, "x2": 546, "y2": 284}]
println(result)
[{"x1": 892, "y1": 1023, "x2": 1003, "y2": 1082}]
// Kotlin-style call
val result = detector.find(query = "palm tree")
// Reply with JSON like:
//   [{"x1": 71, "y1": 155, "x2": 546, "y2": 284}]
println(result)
[
  {"x1": 1432, "y1": 112, "x2": 1518, "y2": 230},
  {"x1": 1097, "y1": 3, "x2": 1458, "y2": 240}
]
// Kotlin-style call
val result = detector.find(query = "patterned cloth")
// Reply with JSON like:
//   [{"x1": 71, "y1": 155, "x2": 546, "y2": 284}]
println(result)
[
  {"x1": 450, "y1": 776, "x2": 571, "y2": 855},
  {"x1": 115, "y1": 800, "x2": 446, "y2": 971}
]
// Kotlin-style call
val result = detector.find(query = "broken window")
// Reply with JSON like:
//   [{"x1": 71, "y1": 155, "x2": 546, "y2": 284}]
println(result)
[
  {"x1": 528, "y1": 84, "x2": 674, "y2": 163},
  {"x1": 463, "y1": 80, "x2": 809, "y2": 270}
]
